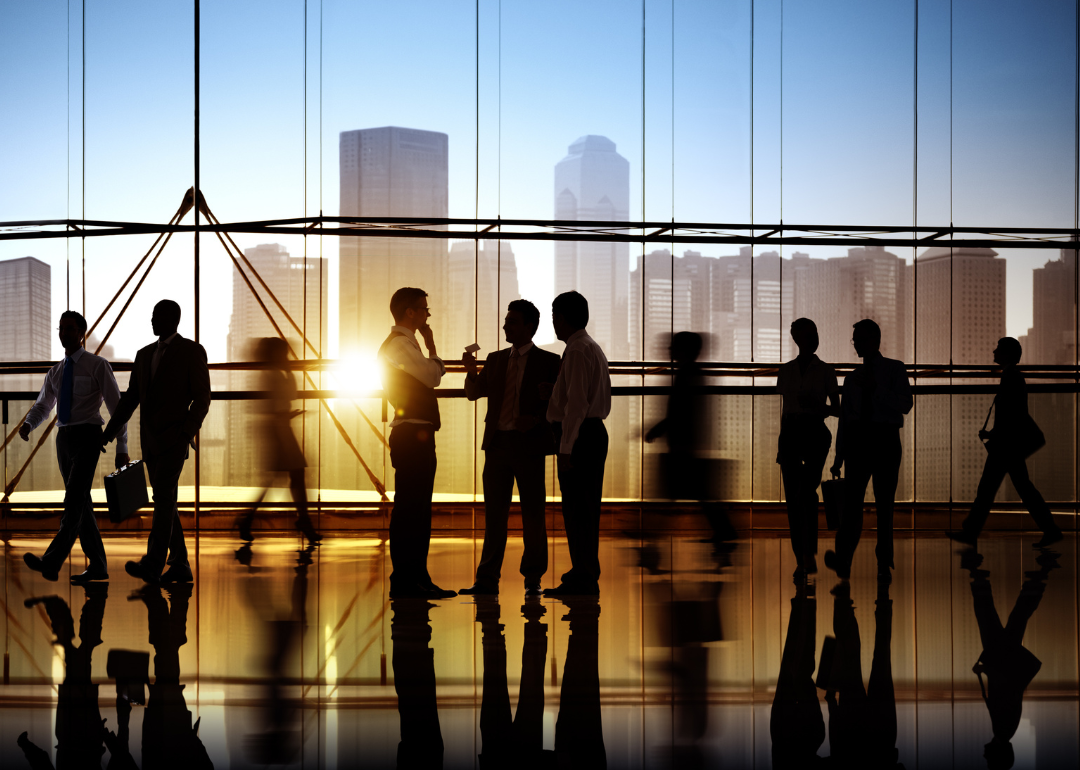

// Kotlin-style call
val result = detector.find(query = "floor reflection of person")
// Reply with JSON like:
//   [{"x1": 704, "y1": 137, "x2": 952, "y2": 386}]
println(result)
[
  {"x1": 392, "y1": 599, "x2": 444, "y2": 768},
  {"x1": 961, "y1": 547, "x2": 1058, "y2": 770},
  {"x1": 18, "y1": 584, "x2": 109, "y2": 769},
  {"x1": 554, "y1": 596, "x2": 606, "y2": 768},
  {"x1": 237, "y1": 337, "x2": 320, "y2": 546},
  {"x1": 823, "y1": 580, "x2": 900, "y2": 769},
  {"x1": 770, "y1": 591, "x2": 824, "y2": 768},
  {"x1": 776, "y1": 318, "x2": 839, "y2": 582},
  {"x1": 475, "y1": 598, "x2": 551, "y2": 768},
  {"x1": 950, "y1": 337, "x2": 1063, "y2": 550}
]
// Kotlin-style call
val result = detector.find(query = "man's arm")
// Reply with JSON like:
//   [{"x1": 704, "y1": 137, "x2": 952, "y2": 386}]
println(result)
[
  {"x1": 557, "y1": 349, "x2": 592, "y2": 455},
  {"x1": 20, "y1": 367, "x2": 59, "y2": 440},
  {"x1": 182, "y1": 343, "x2": 212, "y2": 441},
  {"x1": 103, "y1": 358, "x2": 142, "y2": 444},
  {"x1": 882, "y1": 359, "x2": 913, "y2": 416},
  {"x1": 388, "y1": 337, "x2": 445, "y2": 388},
  {"x1": 463, "y1": 352, "x2": 493, "y2": 401},
  {"x1": 98, "y1": 359, "x2": 129, "y2": 458}
]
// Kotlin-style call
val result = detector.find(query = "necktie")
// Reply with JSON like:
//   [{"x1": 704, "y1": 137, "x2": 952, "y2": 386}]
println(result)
[
  {"x1": 58, "y1": 357, "x2": 74, "y2": 424},
  {"x1": 151, "y1": 341, "x2": 167, "y2": 379},
  {"x1": 498, "y1": 352, "x2": 520, "y2": 428}
]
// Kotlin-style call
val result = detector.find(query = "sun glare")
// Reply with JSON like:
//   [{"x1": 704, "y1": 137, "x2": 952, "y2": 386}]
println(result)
[{"x1": 332, "y1": 352, "x2": 384, "y2": 396}]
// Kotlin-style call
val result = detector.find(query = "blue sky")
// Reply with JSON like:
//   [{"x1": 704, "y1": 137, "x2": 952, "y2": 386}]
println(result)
[{"x1": 1, "y1": 0, "x2": 1077, "y2": 360}]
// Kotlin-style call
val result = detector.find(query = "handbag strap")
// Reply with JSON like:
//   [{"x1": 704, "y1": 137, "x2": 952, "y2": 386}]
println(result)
[{"x1": 982, "y1": 396, "x2": 997, "y2": 433}]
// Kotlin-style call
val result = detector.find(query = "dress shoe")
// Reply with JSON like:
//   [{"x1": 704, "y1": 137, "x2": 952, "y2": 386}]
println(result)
[
  {"x1": 23, "y1": 553, "x2": 59, "y2": 582},
  {"x1": 542, "y1": 582, "x2": 599, "y2": 598},
  {"x1": 1032, "y1": 529, "x2": 1064, "y2": 549},
  {"x1": 823, "y1": 550, "x2": 850, "y2": 580},
  {"x1": 524, "y1": 583, "x2": 543, "y2": 598},
  {"x1": 390, "y1": 583, "x2": 456, "y2": 600},
  {"x1": 237, "y1": 512, "x2": 255, "y2": 543},
  {"x1": 160, "y1": 564, "x2": 193, "y2": 583},
  {"x1": 70, "y1": 569, "x2": 109, "y2": 585},
  {"x1": 458, "y1": 584, "x2": 498, "y2": 596},
  {"x1": 125, "y1": 560, "x2": 160, "y2": 584}
]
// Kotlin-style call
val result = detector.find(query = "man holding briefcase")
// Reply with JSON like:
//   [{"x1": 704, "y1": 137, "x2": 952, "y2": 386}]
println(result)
[{"x1": 21, "y1": 311, "x2": 128, "y2": 584}]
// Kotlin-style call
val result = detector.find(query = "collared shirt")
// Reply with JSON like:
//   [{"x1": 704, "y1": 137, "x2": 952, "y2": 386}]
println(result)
[
  {"x1": 151, "y1": 331, "x2": 179, "y2": 380},
  {"x1": 839, "y1": 352, "x2": 913, "y2": 426},
  {"x1": 777, "y1": 355, "x2": 839, "y2": 418},
  {"x1": 380, "y1": 325, "x2": 446, "y2": 428},
  {"x1": 496, "y1": 342, "x2": 533, "y2": 430},
  {"x1": 24, "y1": 347, "x2": 129, "y2": 453},
  {"x1": 546, "y1": 329, "x2": 611, "y2": 454}
]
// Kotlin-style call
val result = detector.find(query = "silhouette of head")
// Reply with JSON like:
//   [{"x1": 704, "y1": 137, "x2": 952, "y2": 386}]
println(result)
[
  {"x1": 670, "y1": 331, "x2": 702, "y2": 363},
  {"x1": 257, "y1": 336, "x2": 289, "y2": 367},
  {"x1": 790, "y1": 317, "x2": 819, "y2": 355},
  {"x1": 390, "y1": 287, "x2": 430, "y2": 332},
  {"x1": 505, "y1": 299, "x2": 540, "y2": 345},
  {"x1": 552, "y1": 291, "x2": 589, "y2": 342},
  {"x1": 152, "y1": 300, "x2": 181, "y2": 338},
  {"x1": 58, "y1": 310, "x2": 87, "y2": 353},
  {"x1": 852, "y1": 319, "x2": 881, "y2": 358},
  {"x1": 994, "y1": 337, "x2": 1022, "y2": 367}
]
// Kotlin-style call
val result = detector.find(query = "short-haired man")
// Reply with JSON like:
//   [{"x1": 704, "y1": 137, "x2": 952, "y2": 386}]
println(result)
[
  {"x1": 459, "y1": 299, "x2": 561, "y2": 597},
  {"x1": 826, "y1": 318, "x2": 913, "y2": 582},
  {"x1": 544, "y1": 291, "x2": 611, "y2": 596},
  {"x1": 21, "y1": 311, "x2": 129, "y2": 583},
  {"x1": 103, "y1": 300, "x2": 211, "y2": 584},
  {"x1": 379, "y1": 287, "x2": 456, "y2": 599}
]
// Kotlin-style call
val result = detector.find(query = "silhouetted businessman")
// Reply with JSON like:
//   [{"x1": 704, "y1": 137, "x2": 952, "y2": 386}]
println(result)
[
  {"x1": 950, "y1": 337, "x2": 1063, "y2": 549},
  {"x1": 391, "y1": 599, "x2": 444, "y2": 769},
  {"x1": 460, "y1": 299, "x2": 560, "y2": 598},
  {"x1": 776, "y1": 319, "x2": 839, "y2": 581},
  {"x1": 19, "y1": 585, "x2": 109, "y2": 769},
  {"x1": 102, "y1": 300, "x2": 211, "y2": 584},
  {"x1": 644, "y1": 331, "x2": 735, "y2": 565},
  {"x1": 822, "y1": 580, "x2": 899, "y2": 769},
  {"x1": 770, "y1": 592, "x2": 824, "y2": 769},
  {"x1": 22, "y1": 311, "x2": 128, "y2": 585},
  {"x1": 544, "y1": 292, "x2": 611, "y2": 597},
  {"x1": 475, "y1": 599, "x2": 550, "y2": 769},
  {"x1": 960, "y1": 546, "x2": 1058, "y2": 770},
  {"x1": 554, "y1": 596, "x2": 606, "y2": 769},
  {"x1": 826, "y1": 319, "x2": 912, "y2": 581},
  {"x1": 379, "y1": 287, "x2": 455, "y2": 600}
]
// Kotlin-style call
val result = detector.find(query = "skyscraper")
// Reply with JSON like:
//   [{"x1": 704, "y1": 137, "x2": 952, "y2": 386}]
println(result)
[
  {"x1": 339, "y1": 127, "x2": 450, "y2": 358},
  {"x1": 0, "y1": 256, "x2": 51, "y2": 362},
  {"x1": 554, "y1": 135, "x2": 630, "y2": 359},
  {"x1": 225, "y1": 243, "x2": 328, "y2": 488}
]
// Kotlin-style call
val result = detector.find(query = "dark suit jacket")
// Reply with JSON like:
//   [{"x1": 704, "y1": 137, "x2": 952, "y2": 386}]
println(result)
[
  {"x1": 465, "y1": 345, "x2": 561, "y2": 454},
  {"x1": 104, "y1": 335, "x2": 211, "y2": 455}
]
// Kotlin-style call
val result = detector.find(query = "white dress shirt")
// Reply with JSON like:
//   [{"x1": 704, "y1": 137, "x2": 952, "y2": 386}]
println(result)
[
  {"x1": 546, "y1": 329, "x2": 611, "y2": 454},
  {"x1": 24, "y1": 346, "x2": 129, "y2": 453},
  {"x1": 380, "y1": 325, "x2": 446, "y2": 427}
]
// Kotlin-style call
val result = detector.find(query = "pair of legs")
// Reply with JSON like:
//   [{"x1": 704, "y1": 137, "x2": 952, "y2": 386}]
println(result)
[
  {"x1": 391, "y1": 599, "x2": 444, "y2": 767},
  {"x1": 388, "y1": 423, "x2": 441, "y2": 594},
  {"x1": 831, "y1": 423, "x2": 901, "y2": 578},
  {"x1": 135, "y1": 441, "x2": 190, "y2": 578},
  {"x1": 554, "y1": 419, "x2": 608, "y2": 594},
  {"x1": 238, "y1": 468, "x2": 318, "y2": 543},
  {"x1": 37, "y1": 424, "x2": 108, "y2": 577},
  {"x1": 471, "y1": 431, "x2": 548, "y2": 592},
  {"x1": 554, "y1": 598, "x2": 606, "y2": 767},
  {"x1": 958, "y1": 449, "x2": 1061, "y2": 543},
  {"x1": 778, "y1": 416, "x2": 832, "y2": 572}
]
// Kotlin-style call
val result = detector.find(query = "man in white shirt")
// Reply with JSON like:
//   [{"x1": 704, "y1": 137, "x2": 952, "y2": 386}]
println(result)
[
  {"x1": 378, "y1": 287, "x2": 456, "y2": 600},
  {"x1": 543, "y1": 291, "x2": 611, "y2": 597},
  {"x1": 21, "y1": 311, "x2": 129, "y2": 584}
]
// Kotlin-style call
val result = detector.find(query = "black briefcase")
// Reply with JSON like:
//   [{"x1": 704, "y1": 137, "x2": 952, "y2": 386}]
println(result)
[{"x1": 104, "y1": 461, "x2": 150, "y2": 524}]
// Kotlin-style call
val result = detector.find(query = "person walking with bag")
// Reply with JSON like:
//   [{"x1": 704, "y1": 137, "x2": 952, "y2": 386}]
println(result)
[{"x1": 950, "y1": 337, "x2": 1062, "y2": 548}]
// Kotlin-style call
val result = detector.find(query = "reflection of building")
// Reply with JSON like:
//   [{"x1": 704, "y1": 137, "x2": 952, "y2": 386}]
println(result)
[
  {"x1": 225, "y1": 244, "x2": 327, "y2": 488},
  {"x1": 445, "y1": 240, "x2": 521, "y2": 495},
  {"x1": 555, "y1": 135, "x2": 634, "y2": 498},
  {"x1": 1021, "y1": 249, "x2": 1077, "y2": 501},
  {"x1": 339, "y1": 126, "x2": 449, "y2": 358}
]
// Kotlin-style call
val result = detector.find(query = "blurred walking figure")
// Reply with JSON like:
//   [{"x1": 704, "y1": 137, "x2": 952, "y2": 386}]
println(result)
[
  {"x1": 21, "y1": 310, "x2": 129, "y2": 584},
  {"x1": 825, "y1": 319, "x2": 912, "y2": 582},
  {"x1": 776, "y1": 318, "x2": 839, "y2": 582},
  {"x1": 102, "y1": 300, "x2": 211, "y2": 585},
  {"x1": 544, "y1": 291, "x2": 611, "y2": 597},
  {"x1": 644, "y1": 331, "x2": 735, "y2": 568},
  {"x1": 959, "y1": 546, "x2": 1058, "y2": 770},
  {"x1": 949, "y1": 337, "x2": 1062, "y2": 549},
  {"x1": 237, "y1": 336, "x2": 320, "y2": 546},
  {"x1": 459, "y1": 299, "x2": 560, "y2": 598}
]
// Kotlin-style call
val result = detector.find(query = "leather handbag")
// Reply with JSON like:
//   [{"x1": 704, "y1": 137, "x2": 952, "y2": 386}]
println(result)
[
  {"x1": 104, "y1": 460, "x2": 150, "y2": 524},
  {"x1": 982, "y1": 399, "x2": 1046, "y2": 459}
]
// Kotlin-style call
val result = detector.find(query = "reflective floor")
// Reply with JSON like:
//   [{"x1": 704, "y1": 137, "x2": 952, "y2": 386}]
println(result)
[{"x1": 0, "y1": 530, "x2": 1078, "y2": 768}]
